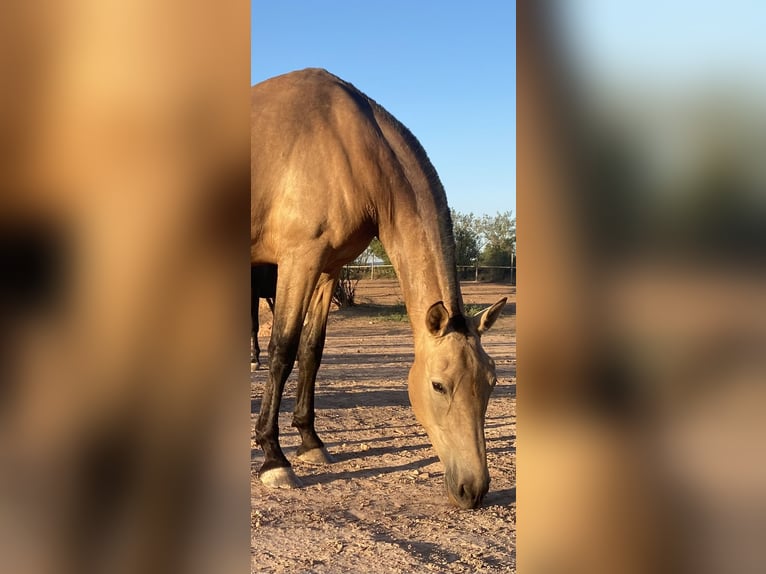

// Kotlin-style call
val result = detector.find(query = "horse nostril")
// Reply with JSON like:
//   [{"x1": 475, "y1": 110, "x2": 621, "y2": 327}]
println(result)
[
  {"x1": 458, "y1": 483, "x2": 478, "y2": 506},
  {"x1": 447, "y1": 474, "x2": 488, "y2": 509},
  {"x1": 458, "y1": 482, "x2": 487, "y2": 509}
]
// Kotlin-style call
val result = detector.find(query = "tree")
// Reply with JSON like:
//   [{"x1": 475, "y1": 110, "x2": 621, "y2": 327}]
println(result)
[
  {"x1": 478, "y1": 211, "x2": 515, "y2": 266},
  {"x1": 450, "y1": 210, "x2": 480, "y2": 266},
  {"x1": 366, "y1": 237, "x2": 390, "y2": 265},
  {"x1": 351, "y1": 237, "x2": 396, "y2": 280}
]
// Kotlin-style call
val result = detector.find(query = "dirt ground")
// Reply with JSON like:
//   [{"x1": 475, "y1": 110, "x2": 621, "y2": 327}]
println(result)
[{"x1": 251, "y1": 280, "x2": 516, "y2": 573}]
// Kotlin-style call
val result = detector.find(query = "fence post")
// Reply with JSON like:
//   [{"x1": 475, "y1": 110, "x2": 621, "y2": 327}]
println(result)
[
  {"x1": 370, "y1": 259, "x2": 374, "y2": 280},
  {"x1": 511, "y1": 252, "x2": 515, "y2": 285},
  {"x1": 475, "y1": 262, "x2": 479, "y2": 282}
]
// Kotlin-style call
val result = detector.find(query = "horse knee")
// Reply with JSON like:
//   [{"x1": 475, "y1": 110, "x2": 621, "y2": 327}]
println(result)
[{"x1": 268, "y1": 338, "x2": 299, "y2": 368}]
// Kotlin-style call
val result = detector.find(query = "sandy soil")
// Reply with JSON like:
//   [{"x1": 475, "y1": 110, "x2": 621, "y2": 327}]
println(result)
[{"x1": 251, "y1": 280, "x2": 516, "y2": 573}]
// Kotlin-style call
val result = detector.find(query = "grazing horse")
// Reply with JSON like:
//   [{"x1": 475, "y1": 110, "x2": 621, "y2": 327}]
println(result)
[
  {"x1": 251, "y1": 264, "x2": 277, "y2": 368},
  {"x1": 251, "y1": 68, "x2": 507, "y2": 509}
]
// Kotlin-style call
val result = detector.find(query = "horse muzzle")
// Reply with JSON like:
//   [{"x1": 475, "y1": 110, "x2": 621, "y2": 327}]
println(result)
[{"x1": 445, "y1": 471, "x2": 490, "y2": 509}]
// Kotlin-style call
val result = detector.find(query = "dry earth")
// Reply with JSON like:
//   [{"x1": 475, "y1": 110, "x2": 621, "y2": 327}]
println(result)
[{"x1": 251, "y1": 280, "x2": 516, "y2": 573}]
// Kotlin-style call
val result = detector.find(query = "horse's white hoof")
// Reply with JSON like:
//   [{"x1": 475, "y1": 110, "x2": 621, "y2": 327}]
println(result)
[
  {"x1": 298, "y1": 447, "x2": 334, "y2": 465},
  {"x1": 260, "y1": 467, "x2": 301, "y2": 489}
]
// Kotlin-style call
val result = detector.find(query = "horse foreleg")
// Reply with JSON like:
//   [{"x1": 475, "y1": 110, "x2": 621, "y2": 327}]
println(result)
[
  {"x1": 255, "y1": 264, "x2": 320, "y2": 488},
  {"x1": 293, "y1": 272, "x2": 338, "y2": 464}
]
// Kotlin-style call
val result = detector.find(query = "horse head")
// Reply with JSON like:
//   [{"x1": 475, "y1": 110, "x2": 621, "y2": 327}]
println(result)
[{"x1": 408, "y1": 298, "x2": 507, "y2": 508}]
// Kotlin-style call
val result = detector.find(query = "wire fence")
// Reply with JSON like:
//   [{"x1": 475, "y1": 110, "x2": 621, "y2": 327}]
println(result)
[{"x1": 342, "y1": 264, "x2": 515, "y2": 284}]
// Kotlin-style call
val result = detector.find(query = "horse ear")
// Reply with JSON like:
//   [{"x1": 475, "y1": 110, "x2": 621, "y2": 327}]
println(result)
[
  {"x1": 473, "y1": 297, "x2": 507, "y2": 335},
  {"x1": 426, "y1": 301, "x2": 450, "y2": 336}
]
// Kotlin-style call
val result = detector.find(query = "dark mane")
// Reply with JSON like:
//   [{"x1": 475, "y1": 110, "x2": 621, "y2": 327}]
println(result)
[
  {"x1": 366, "y1": 97, "x2": 456, "y2": 236},
  {"x1": 329, "y1": 72, "x2": 460, "y2": 309}
]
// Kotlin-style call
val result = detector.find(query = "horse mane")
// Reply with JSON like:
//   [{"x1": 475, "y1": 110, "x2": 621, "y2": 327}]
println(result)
[
  {"x1": 325, "y1": 71, "x2": 462, "y2": 314},
  {"x1": 367, "y1": 98, "x2": 462, "y2": 315}
]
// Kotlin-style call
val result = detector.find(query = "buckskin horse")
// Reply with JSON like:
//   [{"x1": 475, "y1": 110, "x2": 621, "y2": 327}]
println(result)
[{"x1": 251, "y1": 68, "x2": 506, "y2": 509}]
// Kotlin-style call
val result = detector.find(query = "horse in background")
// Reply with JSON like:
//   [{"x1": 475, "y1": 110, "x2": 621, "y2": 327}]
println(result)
[{"x1": 251, "y1": 264, "x2": 277, "y2": 369}]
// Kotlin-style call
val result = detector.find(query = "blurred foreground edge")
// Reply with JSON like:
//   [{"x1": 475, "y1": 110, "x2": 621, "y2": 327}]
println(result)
[
  {"x1": 0, "y1": 2, "x2": 249, "y2": 574},
  {"x1": 518, "y1": 2, "x2": 766, "y2": 573}
]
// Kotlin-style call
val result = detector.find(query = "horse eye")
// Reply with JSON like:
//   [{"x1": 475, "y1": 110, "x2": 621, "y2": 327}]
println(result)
[
  {"x1": 491, "y1": 378, "x2": 498, "y2": 388},
  {"x1": 431, "y1": 381, "x2": 446, "y2": 394}
]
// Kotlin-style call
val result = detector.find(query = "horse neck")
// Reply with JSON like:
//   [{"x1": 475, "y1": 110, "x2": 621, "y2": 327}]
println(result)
[
  {"x1": 377, "y1": 198, "x2": 464, "y2": 341},
  {"x1": 370, "y1": 101, "x2": 464, "y2": 341}
]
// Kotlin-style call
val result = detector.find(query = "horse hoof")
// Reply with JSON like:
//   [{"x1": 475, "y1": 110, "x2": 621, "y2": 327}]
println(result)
[
  {"x1": 260, "y1": 467, "x2": 302, "y2": 489},
  {"x1": 298, "y1": 447, "x2": 334, "y2": 465}
]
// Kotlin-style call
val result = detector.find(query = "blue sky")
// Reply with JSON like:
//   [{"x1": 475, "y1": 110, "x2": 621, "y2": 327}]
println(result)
[
  {"x1": 558, "y1": 2, "x2": 766, "y2": 189},
  {"x1": 559, "y1": 1, "x2": 766, "y2": 95},
  {"x1": 251, "y1": 1, "x2": 515, "y2": 217}
]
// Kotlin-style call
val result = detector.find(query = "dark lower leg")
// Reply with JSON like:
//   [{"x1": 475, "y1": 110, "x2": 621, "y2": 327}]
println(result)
[
  {"x1": 293, "y1": 275, "x2": 336, "y2": 457},
  {"x1": 254, "y1": 264, "x2": 320, "y2": 480},
  {"x1": 293, "y1": 340, "x2": 324, "y2": 456},
  {"x1": 251, "y1": 272, "x2": 260, "y2": 365},
  {"x1": 255, "y1": 332, "x2": 298, "y2": 474},
  {"x1": 255, "y1": 331, "x2": 261, "y2": 365},
  {"x1": 252, "y1": 333, "x2": 260, "y2": 366}
]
